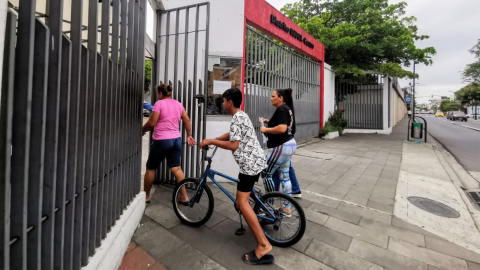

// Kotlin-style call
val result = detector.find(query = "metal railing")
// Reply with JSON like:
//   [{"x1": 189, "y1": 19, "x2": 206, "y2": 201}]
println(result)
[
  {"x1": 0, "y1": 0, "x2": 146, "y2": 269},
  {"x1": 244, "y1": 26, "x2": 321, "y2": 146},
  {"x1": 335, "y1": 74, "x2": 384, "y2": 130}
]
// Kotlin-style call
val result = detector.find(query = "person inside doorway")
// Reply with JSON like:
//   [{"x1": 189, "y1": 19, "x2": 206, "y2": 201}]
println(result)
[
  {"x1": 260, "y1": 89, "x2": 297, "y2": 213},
  {"x1": 142, "y1": 83, "x2": 196, "y2": 204},
  {"x1": 199, "y1": 88, "x2": 274, "y2": 265}
]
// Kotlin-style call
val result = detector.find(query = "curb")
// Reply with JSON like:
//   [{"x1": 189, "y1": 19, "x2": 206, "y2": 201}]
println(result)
[{"x1": 460, "y1": 124, "x2": 480, "y2": 132}]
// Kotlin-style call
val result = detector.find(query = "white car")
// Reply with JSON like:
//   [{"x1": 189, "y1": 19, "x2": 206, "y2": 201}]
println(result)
[{"x1": 466, "y1": 113, "x2": 479, "y2": 118}]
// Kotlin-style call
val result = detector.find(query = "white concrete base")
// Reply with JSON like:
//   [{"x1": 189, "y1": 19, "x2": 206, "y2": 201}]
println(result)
[
  {"x1": 324, "y1": 131, "x2": 339, "y2": 140},
  {"x1": 343, "y1": 128, "x2": 392, "y2": 135},
  {"x1": 395, "y1": 143, "x2": 480, "y2": 254},
  {"x1": 82, "y1": 192, "x2": 146, "y2": 270}
]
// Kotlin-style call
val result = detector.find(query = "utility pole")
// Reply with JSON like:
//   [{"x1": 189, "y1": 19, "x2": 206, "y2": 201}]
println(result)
[{"x1": 413, "y1": 61, "x2": 416, "y2": 121}]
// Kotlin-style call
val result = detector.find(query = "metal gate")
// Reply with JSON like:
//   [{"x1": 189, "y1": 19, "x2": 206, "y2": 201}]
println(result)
[
  {"x1": 0, "y1": 0, "x2": 146, "y2": 269},
  {"x1": 244, "y1": 26, "x2": 321, "y2": 147},
  {"x1": 335, "y1": 74, "x2": 384, "y2": 129},
  {"x1": 154, "y1": 3, "x2": 209, "y2": 184}
]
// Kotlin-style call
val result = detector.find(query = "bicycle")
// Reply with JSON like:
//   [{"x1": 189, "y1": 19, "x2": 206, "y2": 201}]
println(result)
[{"x1": 172, "y1": 145, "x2": 306, "y2": 247}]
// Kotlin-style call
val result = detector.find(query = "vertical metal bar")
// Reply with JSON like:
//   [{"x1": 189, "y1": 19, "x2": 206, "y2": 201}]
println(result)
[
  {"x1": 188, "y1": 80, "x2": 194, "y2": 177},
  {"x1": 0, "y1": 11, "x2": 16, "y2": 270},
  {"x1": 43, "y1": 5, "x2": 65, "y2": 269},
  {"x1": 54, "y1": 35, "x2": 71, "y2": 270},
  {"x1": 64, "y1": 0, "x2": 83, "y2": 267},
  {"x1": 100, "y1": 0, "x2": 111, "y2": 239},
  {"x1": 92, "y1": 53, "x2": 103, "y2": 249},
  {"x1": 86, "y1": 0, "x2": 99, "y2": 257},
  {"x1": 192, "y1": 6, "x2": 200, "y2": 176},
  {"x1": 110, "y1": 0, "x2": 120, "y2": 227},
  {"x1": 182, "y1": 8, "x2": 190, "y2": 177},
  {"x1": 26, "y1": 19, "x2": 49, "y2": 270},
  {"x1": 119, "y1": 0, "x2": 128, "y2": 213},
  {"x1": 138, "y1": 0, "x2": 147, "y2": 194},
  {"x1": 174, "y1": 11, "x2": 180, "y2": 100},
  {"x1": 9, "y1": 0, "x2": 35, "y2": 267}
]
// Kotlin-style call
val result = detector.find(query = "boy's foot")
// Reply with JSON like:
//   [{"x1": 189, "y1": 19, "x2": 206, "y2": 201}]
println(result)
[
  {"x1": 243, "y1": 244, "x2": 273, "y2": 265},
  {"x1": 280, "y1": 206, "x2": 292, "y2": 218},
  {"x1": 292, "y1": 191, "x2": 302, "y2": 198}
]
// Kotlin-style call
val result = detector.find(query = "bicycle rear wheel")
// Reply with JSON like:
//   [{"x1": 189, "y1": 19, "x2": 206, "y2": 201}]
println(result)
[
  {"x1": 172, "y1": 178, "x2": 214, "y2": 227},
  {"x1": 254, "y1": 192, "x2": 306, "y2": 247}
]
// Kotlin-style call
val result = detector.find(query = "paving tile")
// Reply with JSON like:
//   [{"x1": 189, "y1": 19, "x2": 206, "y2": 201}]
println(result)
[
  {"x1": 305, "y1": 239, "x2": 382, "y2": 270},
  {"x1": 337, "y1": 202, "x2": 392, "y2": 224},
  {"x1": 351, "y1": 184, "x2": 375, "y2": 194},
  {"x1": 305, "y1": 183, "x2": 330, "y2": 194},
  {"x1": 323, "y1": 189, "x2": 348, "y2": 200},
  {"x1": 302, "y1": 192, "x2": 340, "y2": 208},
  {"x1": 375, "y1": 179, "x2": 398, "y2": 189},
  {"x1": 270, "y1": 242, "x2": 335, "y2": 270},
  {"x1": 162, "y1": 243, "x2": 227, "y2": 270},
  {"x1": 359, "y1": 218, "x2": 425, "y2": 247},
  {"x1": 343, "y1": 193, "x2": 368, "y2": 206},
  {"x1": 210, "y1": 219, "x2": 258, "y2": 249},
  {"x1": 295, "y1": 198, "x2": 314, "y2": 209},
  {"x1": 204, "y1": 211, "x2": 228, "y2": 228},
  {"x1": 346, "y1": 189, "x2": 371, "y2": 199},
  {"x1": 391, "y1": 217, "x2": 441, "y2": 239},
  {"x1": 324, "y1": 217, "x2": 388, "y2": 248},
  {"x1": 169, "y1": 223, "x2": 229, "y2": 256},
  {"x1": 304, "y1": 208, "x2": 329, "y2": 225},
  {"x1": 120, "y1": 246, "x2": 157, "y2": 270},
  {"x1": 126, "y1": 242, "x2": 137, "y2": 253},
  {"x1": 467, "y1": 261, "x2": 480, "y2": 270},
  {"x1": 348, "y1": 239, "x2": 428, "y2": 270},
  {"x1": 301, "y1": 220, "x2": 353, "y2": 251},
  {"x1": 388, "y1": 238, "x2": 469, "y2": 270},
  {"x1": 428, "y1": 266, "x2": 443, "y2": 270},
  {"x1": 211, "y1": 241, "x2": 283, "y2": 270},
  {"x1": 366, "y1": 200, "x2": 394, "y2": 214},
  {"x1": 144, "y1": 201, "x2": 182, "y2": 229},
  {"x1": 146, "y1": 263, "x2": 168, "y2": 270},
  {"x1": 308, "y1": 202, "x2": 362, "y2": 224},
  {"x1": 425, "y1": 236, "x2": 480, "y2": 264},
  {"x1": 369, "y1": 193, "x2": 395, "y2": 205},
  {"x1": 133, "y1": 218, "x2": 185, "y2": 260}
]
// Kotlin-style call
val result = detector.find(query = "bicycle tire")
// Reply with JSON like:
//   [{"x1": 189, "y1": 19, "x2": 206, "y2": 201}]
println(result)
[
  {"x1": 172, "y1": 178, "x2": 214, "y2": 227},
  {"x1": 254, "y1": 192, "x2": 306, "y2": 247}
]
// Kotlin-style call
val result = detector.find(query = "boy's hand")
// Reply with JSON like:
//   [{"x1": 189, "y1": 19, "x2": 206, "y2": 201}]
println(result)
[
  {"x1": 199, "y1": 139, "x2": 212, "y2": 148},
  {"x1": 260, "y1": 127, "x2": 267, "y2": 133}
]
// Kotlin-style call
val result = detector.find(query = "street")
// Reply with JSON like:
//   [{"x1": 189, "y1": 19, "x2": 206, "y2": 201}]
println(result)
[{"x1": 420, "y1": 115, "x2": 480, "y2": 172}]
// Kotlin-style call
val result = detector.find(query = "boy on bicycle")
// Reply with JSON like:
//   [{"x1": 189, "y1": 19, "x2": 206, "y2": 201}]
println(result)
[{"x1": 199, "y1": 88, "x2": 274, "y2": 265}]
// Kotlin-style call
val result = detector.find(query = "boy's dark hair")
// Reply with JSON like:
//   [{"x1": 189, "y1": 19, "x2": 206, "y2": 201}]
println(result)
[{"x1": 222, "y1": 88, "x2": 242, "y2": 108}]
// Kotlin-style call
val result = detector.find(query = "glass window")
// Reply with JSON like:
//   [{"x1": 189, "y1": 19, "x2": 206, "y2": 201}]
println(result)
[{"x1": 207, "y1": 57, "x2": 242, "y2": 115}]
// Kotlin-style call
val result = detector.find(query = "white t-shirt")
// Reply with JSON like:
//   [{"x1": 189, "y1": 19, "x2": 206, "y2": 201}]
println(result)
[{"x1": 229, "y1": 111, "x2": 267, "y2": 176}]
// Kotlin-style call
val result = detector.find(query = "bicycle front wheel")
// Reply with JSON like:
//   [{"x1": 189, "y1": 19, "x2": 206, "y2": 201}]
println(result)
[
  {"x1": 254, "y1": 192, "x2": 306, "y2": 247},
  {"x1": 172, "y1": 178, "x2": 214, "y2": 227}
]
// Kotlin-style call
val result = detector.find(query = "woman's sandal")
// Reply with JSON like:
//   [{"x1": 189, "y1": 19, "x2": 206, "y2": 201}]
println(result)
[{"x1": 242, "y1": 250, "x2": 274, "y2": 265}]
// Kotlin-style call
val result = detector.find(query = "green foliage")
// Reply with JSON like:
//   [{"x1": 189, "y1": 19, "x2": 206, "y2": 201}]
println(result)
[
  {"x1": 462, "y1": 40, "x2": 480, "y2": 83},
  {"x1": 456, "y1": 83, "x2": 480, "y2": 106},
  {"x1": 281, "y1": 0, "x2": 436, "y2": 78},
  {"x1": 439, "y1": 100, "x2": 462, "y2": 112},
  {"x1": 319, "y1": 108, "x2": 348, "y2": 137},
  {"x1": 145, "y1": 60, "x2": 152, "y2": 92}
]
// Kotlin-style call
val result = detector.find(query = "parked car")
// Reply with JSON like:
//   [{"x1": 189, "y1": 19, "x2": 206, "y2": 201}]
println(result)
[
  {"x1": 466, "y1": 113, "x2": 479, "y2": 118},
  {"x1": 450, "y1": 111, "x2": 467, "y2": 121},
  {"x1": 435, "y1": 111, "x2": 444, "y2": 117}
]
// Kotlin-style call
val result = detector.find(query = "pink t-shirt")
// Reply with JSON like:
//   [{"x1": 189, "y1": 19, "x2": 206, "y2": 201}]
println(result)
[{"x1": 152, "y1": 99, "x2": 184, "y2": 140}]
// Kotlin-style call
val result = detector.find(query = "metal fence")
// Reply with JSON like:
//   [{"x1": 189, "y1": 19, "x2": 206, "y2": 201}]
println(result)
[
  {"x1": 335, "y1": 74, "x2": 384, "y2": 130},
  {"x1": 154, "y1": 3, "x2": 209, "y2": 184},
  {"x1": 0, "y1": 0, "x2": 146, "y2": 269},
  {"x1": 244, "y1": 26, "x2": 321, "y2": 147}
]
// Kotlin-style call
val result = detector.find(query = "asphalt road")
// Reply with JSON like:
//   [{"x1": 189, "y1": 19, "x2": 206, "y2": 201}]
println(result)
[{"x1": 418, "y1": 115, "x2": 480, "y2": 172}]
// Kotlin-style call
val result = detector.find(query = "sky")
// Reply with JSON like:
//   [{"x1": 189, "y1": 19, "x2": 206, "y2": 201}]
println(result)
[
  {"x1": 265, "y1": 0, "x2": 480, "y2": 104},
  {"x1": 146, "y1": 0, "x2": 480, "y2": 105}
]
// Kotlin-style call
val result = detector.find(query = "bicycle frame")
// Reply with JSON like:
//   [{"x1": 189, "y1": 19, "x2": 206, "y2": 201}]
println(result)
[{"x1": 190, "y1": 148, "x2": 277, "y2": 223}]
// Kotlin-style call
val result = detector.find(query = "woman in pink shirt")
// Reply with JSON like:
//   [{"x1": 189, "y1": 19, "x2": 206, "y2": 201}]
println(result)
[{"x1": 142, "y1": 84, "x2": 195, "y2": 204}]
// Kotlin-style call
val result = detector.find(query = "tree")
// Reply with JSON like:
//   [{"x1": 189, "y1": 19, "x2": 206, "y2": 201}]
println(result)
[
  {"x1": 462, "y1": 39, "x2": 480, "y2": 83},
  {"x1": 456, "y1": 83, "x2": 480, "y2": 106},
  {"x1": 145, "y1": 60, "x2": 152, "y2": 93},
  {"x1": 281, "y1": 0, "x2": 436, "y2": 78},
  {"x1": 439, "y1": 100, "x2": 461, "y2": 112}
]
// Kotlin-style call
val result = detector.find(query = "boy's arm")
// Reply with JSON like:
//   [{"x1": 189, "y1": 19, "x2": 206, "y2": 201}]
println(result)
[
  {"x1": 215, "y1": 132, "x2": 230, "y2": 141},
  {"x1": 211, "y1": 139, "x2": 239, "y2": 151}
]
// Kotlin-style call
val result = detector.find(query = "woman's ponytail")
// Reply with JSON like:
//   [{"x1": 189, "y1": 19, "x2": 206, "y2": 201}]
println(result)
[{"x1": 156, "y1": 83, "x2": 173, "y2": 96}]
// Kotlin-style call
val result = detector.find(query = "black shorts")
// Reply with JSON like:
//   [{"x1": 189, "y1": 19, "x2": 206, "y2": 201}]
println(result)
[
  {"x1": 237, "y1": 173, "x2": 260, "y2": 193},
  {"x1": 146, "y1": 137, "x2": 182, "y2": 170}
]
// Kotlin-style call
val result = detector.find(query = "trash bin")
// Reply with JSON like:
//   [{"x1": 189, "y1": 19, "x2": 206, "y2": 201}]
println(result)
[{"x1": 412, "y1": 122, "x2": 423, "y2": 139}]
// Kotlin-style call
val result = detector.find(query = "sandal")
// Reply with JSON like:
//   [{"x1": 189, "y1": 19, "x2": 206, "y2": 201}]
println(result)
[
  {"x1": 178, "y1": 200, "x2": 190, "y2": 206},
  {"x1": 242, "y1": 250, "x2": 274, "y2": 265}
]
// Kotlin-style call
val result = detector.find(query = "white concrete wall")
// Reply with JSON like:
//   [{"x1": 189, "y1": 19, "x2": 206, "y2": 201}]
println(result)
[
  {"x1": 158, "y1": 0, "x2": 245, "y2": 58},
  {"x1": 205, "y1": 116, "x2": 240, "y2": 181},
  {"x1": 323, "y1": 63, "x2": 335, "y2": 125},
  {"x1": 0, "y1": 0, "x2": 8, "y2": 91}
]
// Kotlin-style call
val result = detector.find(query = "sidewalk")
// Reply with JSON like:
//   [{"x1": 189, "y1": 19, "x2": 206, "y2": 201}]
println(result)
[{"x1": 121, "y1": 118, "x2": 480, "y2": 270}]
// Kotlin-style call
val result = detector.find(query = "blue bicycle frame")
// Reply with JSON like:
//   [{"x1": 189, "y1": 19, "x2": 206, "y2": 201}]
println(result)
[{"x1": 191, "y1": 158, "x2": 277, "y2": 223}]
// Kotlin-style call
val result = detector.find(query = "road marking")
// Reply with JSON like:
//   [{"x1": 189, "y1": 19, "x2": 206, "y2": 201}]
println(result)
[{"x1": 461, "y1": 125, "x2": 480, "y2": 132}]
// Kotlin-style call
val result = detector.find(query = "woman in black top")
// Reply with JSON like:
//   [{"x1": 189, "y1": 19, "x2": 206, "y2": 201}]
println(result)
[{"x1": 260, "y1": 88, "x2": 297, "y2": 214}]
